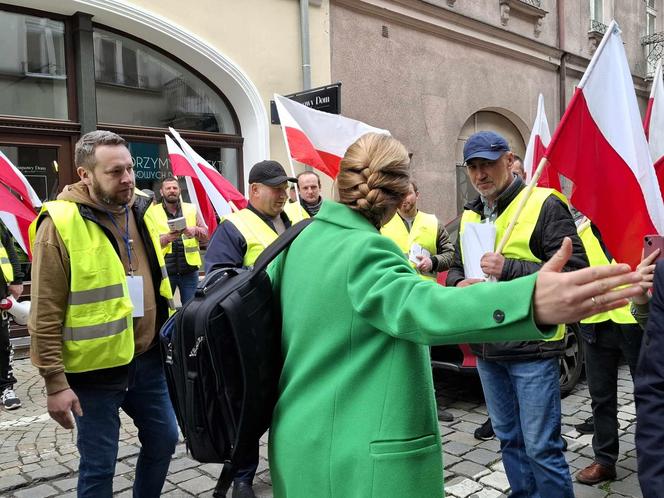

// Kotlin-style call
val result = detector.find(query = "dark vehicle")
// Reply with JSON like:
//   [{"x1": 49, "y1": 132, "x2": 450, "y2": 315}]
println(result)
[{"x1": 432, "y1": 216, "x2": 585, "y2": 395}]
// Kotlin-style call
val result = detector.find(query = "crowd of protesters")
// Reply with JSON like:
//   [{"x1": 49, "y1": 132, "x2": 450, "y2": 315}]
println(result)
[{"x1": 8, "y1": 128, "x2": 660, "y2": 498}]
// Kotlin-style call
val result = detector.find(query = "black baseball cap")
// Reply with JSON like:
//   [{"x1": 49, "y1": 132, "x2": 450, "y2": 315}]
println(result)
[{"x1": 248, "y1": 160, "x2": 297, "y2": 186}]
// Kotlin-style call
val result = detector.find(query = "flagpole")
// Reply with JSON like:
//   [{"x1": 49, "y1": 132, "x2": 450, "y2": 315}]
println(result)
[
  {"x1": 276, "y1": 102, "x2": 304, "y2": 222},
  {"x1": 495, "y1": 156, "x2": 549, "y2": 253}
]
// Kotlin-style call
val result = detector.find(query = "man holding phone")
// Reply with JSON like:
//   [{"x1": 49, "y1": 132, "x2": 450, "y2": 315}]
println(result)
[{"x1": 150, "y1": 176, "x2": 208, "y2": 305}]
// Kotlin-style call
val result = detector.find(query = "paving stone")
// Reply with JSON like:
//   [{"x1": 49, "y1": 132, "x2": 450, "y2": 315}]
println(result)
[
  {"x1": 609, "y1": 475, "x2": 643, "y2": 497},
  {"x1": 13, "y1": 483, "x2": 59, "y2": 497},
  {"x1": 24, "y1": 463, "x2": 70, "y2": 481},
  {"x1": 168, "y1": 468, "x2": 202, "y2": 484},
  {"x1": 448, "y1": 461, "x2": 490, "y2": 479},
  {"x1": 0, "y1": 474, "x2": 27, "y2": 493},
  {"x1": 167, "y1": 456, "x2": 201, "y2": 473},
  {"x1": 479, "y1": 471, "x2": 510, "y2": 493},
  {"x1": 199, "y1": 462, "x2": 223, "y2": 476},
  {"x1": 177, "y1": 474, "x2": 217, "y2": 494},
  {"x1": 443, "y1": 453, "x2": 461, "y2": 469},
  {"x1": 445, "y1": 476, "x2": 483, "y2": 497},
  {"x1": 116, "y1": 444, "x2": 140, "y2": 459},
  {"x1": 572, "y1": 482, "x2": 610, "y2": 497},
  {"x1": 113, "y1": 475, "x2": 133, "y2": 492},
  {"x1": 52, "y1": 476, "x2": 77, "y2": 491},
  {"x1": 444, "y1": 441, "x2": 474, "y2": 457},
  {"x1": 469, "y1": 489, "x2": 504, "y2": 498},
  {"x1": 464, "y1": 448, "x2": 501, "y2": 466}
]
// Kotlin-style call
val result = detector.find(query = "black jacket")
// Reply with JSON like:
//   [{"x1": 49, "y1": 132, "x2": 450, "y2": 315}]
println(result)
[
  {"x1": 446, "y1": 179, "x2": 588, "y2": 360},
  {"x1": 635, "y1": 261, "x2": 664, "y2": 497},
  {"x1": 0, "y1": 224, "x2": 24, "y2": 298}
]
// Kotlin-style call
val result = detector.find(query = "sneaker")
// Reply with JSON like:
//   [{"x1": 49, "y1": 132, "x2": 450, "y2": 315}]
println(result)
[
  {"x1": 474, "y1": 418, "x2": 495, "y2": 440},
  {"x1": 1, "y1": 388, "x2": 21, "y2": 410},
  {"x1": 438, "y1": 409, "x2": 454, "y2": 422},
  {"x1": 575, "y1": 416, "x2": 594, "y2": 435}
]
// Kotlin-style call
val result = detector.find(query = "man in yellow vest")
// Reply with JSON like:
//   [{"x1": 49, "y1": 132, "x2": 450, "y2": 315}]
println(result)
[
  {"x1": 29, "y1": 130, "x2": 178, "y2": 497},
  {"x1": 446, "y1": 131, "x2": 588, "y2": 498},
  {"x1": 0, "y1": 224, "x2": 24, "y2": 410},
  {"x1": 574, "y1": 221, "x2": 643, "y2": 485},
  {"x1": 204, "y1": 159, "x2": 297, "y2": 498},
  {"x1": 381, "y1": 181, "x2": 454, "y2": 280},
  {"x1": 151, "y1": 176, "x2": 208, "y2": 305}
]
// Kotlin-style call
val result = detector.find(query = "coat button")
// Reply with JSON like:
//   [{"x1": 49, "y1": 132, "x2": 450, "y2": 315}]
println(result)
[{"x1": 493, "y1": 310, "x2": 505, "y2": 323}]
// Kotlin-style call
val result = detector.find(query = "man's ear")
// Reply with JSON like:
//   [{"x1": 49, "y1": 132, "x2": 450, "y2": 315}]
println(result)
[
  {"x1": 506, "y1": 151, "x2": 515, "y2": 166},
  {"x1": 77, "y1": 166, "x2": 91, "y2": 185}
]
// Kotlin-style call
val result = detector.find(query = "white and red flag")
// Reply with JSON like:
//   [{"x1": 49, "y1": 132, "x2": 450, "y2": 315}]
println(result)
[
  {"x1": 165, "y1": 135, "x2": 238, "y2": 233},
  {"x1": 644, "y1": 59, "x2": 664, "y2": 193},
  {"x1": 544, "y1": 21, "x2": 664, "y2": 268},
  {"x1": 524, "y1": 94, "x2": 560, "y2": 190},
  {"x1": 0, "y1": 151, "x2": 40, "y2": 258},
  {"x1": 274, "y1": 93, "x2": 389, "y2": 179},
  {"x1": 169, "y1": 127, "x2": 248, "y2": 212}
]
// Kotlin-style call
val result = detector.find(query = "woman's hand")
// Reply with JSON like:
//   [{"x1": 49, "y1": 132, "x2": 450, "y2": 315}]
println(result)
[
  {"x1": 631, "y1": 249, "x2": 660, "y2": 305},
  {"x1": 533, "y1": 238, "x2": 642, "y2": 325}
]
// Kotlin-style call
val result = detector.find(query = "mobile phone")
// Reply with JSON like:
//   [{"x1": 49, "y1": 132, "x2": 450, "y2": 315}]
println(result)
[{"x1": 644, "y1": 235, "x2": 664, "y2": 262}]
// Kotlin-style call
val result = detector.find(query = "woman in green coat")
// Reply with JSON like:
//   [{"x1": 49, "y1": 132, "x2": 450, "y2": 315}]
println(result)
[{"x1": 267, "y1": 133, "x2": 640, "y2": 498}]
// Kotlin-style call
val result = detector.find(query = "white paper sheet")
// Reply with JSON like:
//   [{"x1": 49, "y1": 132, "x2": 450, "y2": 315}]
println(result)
[
  {"x1": 409, "y1": 242, "x2": 431, "y2": 265},
  {"x1": 461, "y1": 222, "x2": 497, "y2": 279}
]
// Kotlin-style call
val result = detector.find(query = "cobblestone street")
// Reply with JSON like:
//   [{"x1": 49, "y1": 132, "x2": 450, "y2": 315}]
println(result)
[{"x1": 0, "y1": 358, "x2": 643, "y2": 497}]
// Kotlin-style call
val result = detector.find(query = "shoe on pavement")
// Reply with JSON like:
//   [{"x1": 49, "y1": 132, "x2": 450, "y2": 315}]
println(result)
[
  {"x1": 232, "y1": 482, "x2": 257, "y2": 498},
  {"x1": 575, "y1": 416, "x2": 594, "y2": 435},
  {"x1": 438, "y1": 409, "x2": 454, "y2": 422},
  {"x1": 1, "y1": 388, "x2": 21, "y2": 410},
  {"x1": 474, "y1": 418, "x2": 495, "y2": 440},
  {"x1": 576, "y1": 462, "x2": 617, "y2": 485}
]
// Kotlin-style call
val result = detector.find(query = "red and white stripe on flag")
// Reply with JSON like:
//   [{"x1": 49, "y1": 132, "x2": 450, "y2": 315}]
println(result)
[
  {"x1": 0, "y1": 150, "x2": 42, "y2": 210},
  {"x1": 165, "y1": 135, "x2": 229, "y2": 232},
  {"x1": 644, "y1": 59, "x2": 664, "y2": 195},
  {"x1": 524, "y1": 94, "x2": 560, "y2": 191},
  {"x1": 274, "y1": 94, "x2": 390, "y2": 179},
  {"x1": 545, "y1": 21, "x2": 664, "y2": 268}
]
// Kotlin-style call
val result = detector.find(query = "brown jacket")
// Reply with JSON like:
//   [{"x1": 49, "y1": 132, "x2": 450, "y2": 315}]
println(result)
[{"x1": 29, "y1": 183, "x2": 162, "y2": 394}]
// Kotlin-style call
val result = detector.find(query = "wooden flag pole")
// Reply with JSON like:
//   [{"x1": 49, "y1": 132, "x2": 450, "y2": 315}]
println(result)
[{"x1": 495, "y1": 156, "x2": 550, "y2": 253}]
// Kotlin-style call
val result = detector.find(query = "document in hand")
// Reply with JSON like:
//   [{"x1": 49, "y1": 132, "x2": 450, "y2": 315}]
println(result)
[
  {"x1": 167, "y1": 216, "x2": 187, "y2": 232},
  {"x1": 461, "y1": 222, "x2": 496, "y2": 279},
  {"x1": 409, "y1": 242, "x2": 431, "y2": 265}
]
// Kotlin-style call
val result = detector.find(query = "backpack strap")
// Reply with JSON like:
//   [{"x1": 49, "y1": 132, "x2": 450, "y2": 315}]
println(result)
[
  {"x1": 253, "y1": 218, "x2": 313, "y2": 273},
  {"x1": 213, "y1": 464, "x2": 234, "y2": 497}
]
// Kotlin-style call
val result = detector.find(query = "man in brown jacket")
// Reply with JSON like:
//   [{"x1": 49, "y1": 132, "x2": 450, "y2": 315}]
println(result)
[{"x1": 29, "y1": 130, "x2": 177, "y2": 497}]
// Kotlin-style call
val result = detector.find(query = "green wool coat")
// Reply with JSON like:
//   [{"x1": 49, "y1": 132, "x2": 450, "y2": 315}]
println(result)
[{"x1": 267, "y1": 201, "x2": 553, "y2": 498}]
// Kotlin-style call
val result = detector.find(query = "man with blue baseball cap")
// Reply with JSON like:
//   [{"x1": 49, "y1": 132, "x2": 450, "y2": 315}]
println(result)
[{"x1": 446, "y1": 130, "x2": 588, "y2": 497}]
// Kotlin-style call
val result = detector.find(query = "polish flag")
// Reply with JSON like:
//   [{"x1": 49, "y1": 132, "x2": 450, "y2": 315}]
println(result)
[
  {"x1": 169, "y1": 127, "x2": 248, "y2": 211},
  {"x1": 524, "y1": 94, "x2": 560, "y2": 191},
  {"x1": 644, "y1": 59, "x2": 664, "y2": 193},
  {"x1": 274, "y1": 94, "x2": 389, "y2": 179},
  {"x1": 544, "y1": 21, "x2": 664, "y2": 268},
  {"x1": 165, "y1": 135, "x2": 229, "y2": 233},
  {"x1": 0, "y1": 151, "x2": 40, "y2": 258}
]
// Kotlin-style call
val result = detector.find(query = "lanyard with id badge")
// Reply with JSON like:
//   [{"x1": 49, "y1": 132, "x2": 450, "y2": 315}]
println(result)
[{"x1": 107, "y1": 207, "x2": 144, "y2": 317}]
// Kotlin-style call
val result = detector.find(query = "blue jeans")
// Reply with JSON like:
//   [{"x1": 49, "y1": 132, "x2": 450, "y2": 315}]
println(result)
[
  {"x1": 169, "y1": 271, "x2": 199, "y2": 305},
  {"x1": 73, "y1": 347, "x2": 179, "y2": 498},
  {"x1": 477, "y1": 357, "x2": 573, "y2": 498}
]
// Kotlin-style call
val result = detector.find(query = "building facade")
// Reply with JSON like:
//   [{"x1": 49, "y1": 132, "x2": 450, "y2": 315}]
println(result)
[{"x1": 330, "y1": 0, "x2": 662, "y2": 219}]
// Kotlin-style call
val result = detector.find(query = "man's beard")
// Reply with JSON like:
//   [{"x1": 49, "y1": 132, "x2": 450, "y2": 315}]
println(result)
[{"x1": 92, "y1": 180, "x2": 133, "y2": 206}]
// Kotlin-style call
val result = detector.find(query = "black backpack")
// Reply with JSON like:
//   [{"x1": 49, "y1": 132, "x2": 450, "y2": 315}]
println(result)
[{"x1": 160, "y1": 219, "x2": 313, "y2": 497}]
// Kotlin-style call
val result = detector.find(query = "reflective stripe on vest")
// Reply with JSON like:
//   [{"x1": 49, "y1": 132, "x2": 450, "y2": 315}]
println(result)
[
  {"x1": 381, "y1": 211, "x2": 438, "y2": 281},
  {"x1": 283, "y1": 201, "x2": 310, "y2": 223},
  {"x1": 223, "y1": 209, "x2": 279, "y2": 267},
  {"x1": 460, "y1": 187, "x2": 568, "y2": 341},
  {"x1": 148, "y1": 203, "x2": 202, "y2": 268},
  {"x1": 0, "y1": 242, "x2": 13, "y2": 283},
  {"x1": 32, "y1": 201, "x2": 135, "y2": 373},
  {"x1": 578, "y1": 224, "x2": 636, "y2": 325}
]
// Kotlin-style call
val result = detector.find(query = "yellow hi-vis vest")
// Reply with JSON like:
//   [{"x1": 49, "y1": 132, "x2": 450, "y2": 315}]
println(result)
[
  {"x1": 283, "y1": 201, "x2": 310, "y2": 223},
  {"x1": 223, "y1": 209, "x2": 281, "y2": 267},
  {"x1": 149, "y1": 202, "x2": 202, "y2": 268},
  {"x1": 0, "y1": 241, "x2": 13, "y2": 283},
  {"x1": 381, "y1": 211, "x2": 438, "y2": 281},
  {"x1": 460, "y1": 187, "x2": 568, "y2": 341},
  {"x1": 29, "y1": 201, "x2": 175, "y2": 373},
  {"x1": 578, "y1": 224, "x2": 636, "y2": 325}
]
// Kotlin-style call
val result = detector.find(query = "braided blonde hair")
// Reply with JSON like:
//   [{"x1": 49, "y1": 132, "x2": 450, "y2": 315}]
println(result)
[{"x1": 336, "y1": 133, "x2": 410, "y2": 229}]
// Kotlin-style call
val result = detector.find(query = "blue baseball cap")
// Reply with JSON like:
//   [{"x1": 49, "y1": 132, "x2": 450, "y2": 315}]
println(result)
[{"x1": 463, "y1": 131, "x2": 511, "y2": 163}]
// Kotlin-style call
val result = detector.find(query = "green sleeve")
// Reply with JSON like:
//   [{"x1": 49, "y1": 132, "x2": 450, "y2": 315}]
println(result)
[{"x1": 346, "y1": 235, "x2": 555, "y2": 346}]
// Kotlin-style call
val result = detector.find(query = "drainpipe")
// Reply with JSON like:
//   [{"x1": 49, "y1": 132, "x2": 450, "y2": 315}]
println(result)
[
  {"x1": 300, "y1": 0, "x2": 312, "y2": 90},
  {"x1": 557, "y1": 0, "x2": 567, "y2": 120}
]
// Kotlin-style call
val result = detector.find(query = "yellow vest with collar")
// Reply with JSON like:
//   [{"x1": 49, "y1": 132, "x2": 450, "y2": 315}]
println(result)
[
  {"x1": 0, "y1": 241, "x2": 13, "y2": 283},
  {"x1": 149, "y1": 202, "x2": 202, "y2": 268},
  {"x1": 460, "y1": 187, "x2": 568, "y2": 341},
  {"x1": 381, "y1": 211, "x2": 438, "y2": 281},
  {"x1": 29, "y1": 201, "x2": 175, "y2": 373}
]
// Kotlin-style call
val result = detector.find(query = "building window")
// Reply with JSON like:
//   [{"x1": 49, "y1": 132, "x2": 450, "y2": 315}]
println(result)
[
  {"x1": 590, "y1": 0, "x2": 603, "y2": 21},
  {"x1": 0, "y1": 11, "x2": 67, "y2": 119}
]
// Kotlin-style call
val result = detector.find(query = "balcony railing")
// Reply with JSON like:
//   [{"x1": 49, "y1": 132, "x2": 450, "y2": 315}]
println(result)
[
  {"x1": 641, "y1": 32, "x2": 664, "y2": 76},
  {"x1": 589, "y1": 20, "x2": 608, "y2": 35},
  {"x1": 518, "y1": 0, "x2": 541, "y2": 7}
]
